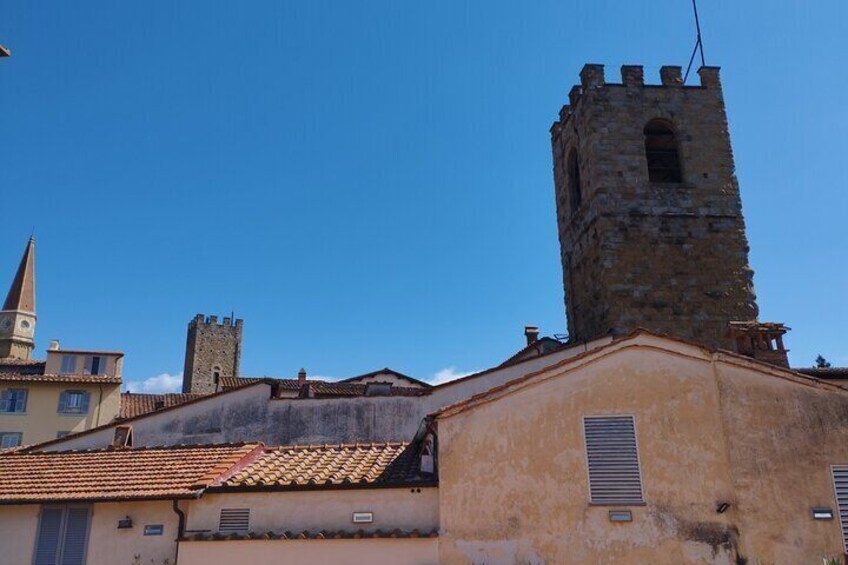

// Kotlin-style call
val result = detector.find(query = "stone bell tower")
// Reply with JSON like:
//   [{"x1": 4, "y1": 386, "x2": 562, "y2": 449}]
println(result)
[
  {"x1": 182, "y1": 314, "x2": 243, "y2": 394},
  {"x1": 550, "y1": 64, "x2": 758, "y2": 349}
]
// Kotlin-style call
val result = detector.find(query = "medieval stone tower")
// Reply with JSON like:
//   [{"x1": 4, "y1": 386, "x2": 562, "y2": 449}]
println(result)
[
  {"x1": 0, "y1": 237, "x2": 36, "y2": 360},
  {"x1": 182, "y1": 314, "x2": 243, "y2": 394},
  {"x1": 550, "y1": 65, "x2": 758, "y2": 349}
]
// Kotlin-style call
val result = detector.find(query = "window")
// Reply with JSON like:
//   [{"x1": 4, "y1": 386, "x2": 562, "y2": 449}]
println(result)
[
  {"x1": 0, "y1": 432, "x2": 22, "y2": 448},
  {"x1": 0, "y1": 388, "x2": 27, "y2": 413},
  {"x1": 58, "y1": 391, "x2": 90, "y2": 415},
  {"x1": 33, "y1": 505, "x2": 91, "y2": 565},
  {"x1": 832, "y1": 466, "x2": 848, "y2": 552},
  {"x1": 219, "y1": 508, "x2": 250, "y2": 532},
  {"x1": 566, "y1": 148, "x2": 582, "y2": 212},
  {"x1": 84, "y1": 356, "x2": 105, "y2": 375},
  {"x1": 60, "y1": 355, "x2": 76, "y2": 374},
  {"x1": 583, "y1": 415, "x2": 644, "y2": 505},
  {"x1": 644, "y1": 119, "x2": 682, "y2": 183}
]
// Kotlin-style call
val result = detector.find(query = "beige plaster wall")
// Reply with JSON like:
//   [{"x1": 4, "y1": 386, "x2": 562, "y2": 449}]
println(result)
[
  {"x1": 0, "y1": 500, "x2": 177, "y2": 565},
  {"x1": 44, "y1": 351, "x2": 122, "y2": 378},
  {"x1": 0, "y1": 381, "x2": 121, "y2": 445},
  {"x1": 186, "y1": 488, "x2": 438, "y2": 533},
  {"x1": 714, "y1": 360, "x2": 848, "y2": 561},
  {"x1": 0, "y1": 503, "x2": 39, "y2": 564},
  {"x1": 436, "y1": 339, "x2": 848, "y2": 564},
  {"x1": 179, "y1": 538, "x2": 438, "y2": 565},
  {"x1": 86, "y1": 501, "x2": 178, "y2": 565}
]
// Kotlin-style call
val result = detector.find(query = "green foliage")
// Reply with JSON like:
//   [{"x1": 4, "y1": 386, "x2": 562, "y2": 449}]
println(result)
[{"x1": 816, "y1": 355, "x2": 832, "y2": 368}]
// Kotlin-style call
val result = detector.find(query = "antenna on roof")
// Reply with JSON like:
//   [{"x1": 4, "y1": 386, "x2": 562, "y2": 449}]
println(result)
[{"x1": 683, "y1": 0, "x2": 707, "y2": 84}]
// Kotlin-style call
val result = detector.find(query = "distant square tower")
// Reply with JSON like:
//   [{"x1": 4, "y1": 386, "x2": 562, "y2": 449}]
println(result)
[
  {"x1": 550, "y1": 65, "x2": 758, "y2": 349},
  {"x1": 182, "y1": 314, "x2": 243, "y2": 394}
]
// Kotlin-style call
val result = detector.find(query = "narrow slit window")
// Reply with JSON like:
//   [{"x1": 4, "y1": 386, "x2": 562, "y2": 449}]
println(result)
[
  {"x1": 567, "y1": 149, "x2": 582, "y2": 212},
  {"x1": 644, "y1": 119, "x2": 682, "y2": 183},
  {"x1": 583, "y1": 415, "x2": 644, "y2": 505}
]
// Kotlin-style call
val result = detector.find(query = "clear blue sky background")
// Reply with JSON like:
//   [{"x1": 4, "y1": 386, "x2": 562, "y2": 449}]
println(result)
[{"x1": 1, "y1": 1, "x2": 845, "y2": 391}]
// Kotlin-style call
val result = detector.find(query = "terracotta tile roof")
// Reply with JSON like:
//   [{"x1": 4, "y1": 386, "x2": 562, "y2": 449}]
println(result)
[
  {"x1": 215, "y1": 442, "x2": 430, "y2": 490},
  {"x1": 0, "y1": 372, "x2": 121, "y2": 384},
  {"x1": 796, "y1": 367, "x2": 848, "y2": 380},
  {"x1": 0, "y1": 443, "x2": 261, "y2": 504},
  {"x1": 182, "y1": 529, "x2": 439, "y2": 542},
  {"x1": 0, "y1": 358, "x2": 46, "y2": 375},
  {"x1": 340, "y1": 368, "x2": 432, "y2": 388},
  {"x1": 120, "y1": 392, "x2": 207, "y2": 419},
  {"x1": 219, "y1": 377, "x2": 430, "y2": 398}
]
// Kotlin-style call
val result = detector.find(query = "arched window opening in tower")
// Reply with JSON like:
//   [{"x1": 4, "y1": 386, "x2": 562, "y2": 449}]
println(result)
[
  {"x1": 644, "y1": 119, "x2": 682, "y2": 183},
  {"x1": 567, "y1": 149, "x2": 582, "y2": 212}
]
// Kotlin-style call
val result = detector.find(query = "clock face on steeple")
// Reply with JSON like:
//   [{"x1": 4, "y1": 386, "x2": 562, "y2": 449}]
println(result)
[{"x1": 0, "y1": 316, "x2": 11, "y2": 331}]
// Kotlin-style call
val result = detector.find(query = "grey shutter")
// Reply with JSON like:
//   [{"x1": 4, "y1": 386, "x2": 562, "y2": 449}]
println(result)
[
  {"x1": 0, "y1": 390, "x2": 9, "y2": 412},
  {"x1": 583, "y1": 415, "x2": 644, "y2": 505},
  {"x1": 57, "y1": 392, "x2": 68, "y2": 413},
  {"x1": 79, "y1": 393, "x2": 90, "y2": 414},
  {"x1": 82, "y1": 357, "x2": 93, "y2": 375},
  {"x1": 16, "y1": 389, "x2": 27, "y2": 412},
  {"x1": 832, "y1": 466, "x2": 848, "y2": 551},
  {"x1": 219, "y1": 508, "x2": 250, "y2": 531},
  {"x1": 59, "y1": 507, "x2": 90, "y2": 565},
  {"x1": 34, "y1": 507, "x2": 63, "y2": 565}
]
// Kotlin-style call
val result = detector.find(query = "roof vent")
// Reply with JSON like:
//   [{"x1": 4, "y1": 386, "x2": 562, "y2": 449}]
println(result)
[
  {"x1": 48, "y1": 340, "x2": 60, "y2": 351},
  {"x1": 524, "y1": 326, "x2": 540, "y2": 346},
  {"x1": 366, "y1": 382, "x2": 393, "y2": 397}
]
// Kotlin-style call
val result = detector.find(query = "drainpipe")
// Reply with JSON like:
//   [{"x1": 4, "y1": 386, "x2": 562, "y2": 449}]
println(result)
[
  {"x1": 95, "y1": 384, "x2": 104, "y2": 426},
  {"x1": 171, "y1": 499, "x2": 186, "y2": 564}
]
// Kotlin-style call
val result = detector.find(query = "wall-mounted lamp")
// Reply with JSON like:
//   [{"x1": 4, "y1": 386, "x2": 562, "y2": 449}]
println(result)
[
  {"x1": 117, "y1": 516, "x2": 133, "y2": 529},
  {"x1": 716, "y1": 502, "x2": 730, "y2": 514},
  {"x1": 812, "y1": 507, "x2": 834, "y2": 520},
  {"x1": 608, "y1": 510, "x2": 632, "y2": 523}
]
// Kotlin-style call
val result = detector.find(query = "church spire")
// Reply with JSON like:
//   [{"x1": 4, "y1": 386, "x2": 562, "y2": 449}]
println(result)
[
  {"x1": 0, "y1": 237, "x2": 37, "y2": 359},
  {"x1": 3, "y1": 237, "x2": 36, "y2": 314}
]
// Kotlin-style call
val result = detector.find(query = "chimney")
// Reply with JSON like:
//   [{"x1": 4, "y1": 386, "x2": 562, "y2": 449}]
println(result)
[
  {"x1": 48, "y1": 339, "x2": 60, "y2": 351},
  {"x1": 524, "y1": 326, "x2": 540, "y2": 346},
  {"x1": 298, "y1": 368, "x2": 307, "y2": 384}
]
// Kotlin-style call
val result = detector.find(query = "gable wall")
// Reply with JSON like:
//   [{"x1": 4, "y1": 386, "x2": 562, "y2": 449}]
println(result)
[{"x1": 436, "y1": 343, "x2": 848, "y2": 564}]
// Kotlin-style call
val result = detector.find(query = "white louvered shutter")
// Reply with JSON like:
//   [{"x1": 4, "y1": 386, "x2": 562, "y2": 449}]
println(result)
[
  {"x1": 219, "y1": 508, "x2": 250, "y2": 532},
  {"x1": 583, "y1": 415, "x2": 644, "y2": 505},
  {"x1": 33, "y1": 508, "x2": 64, "y2": 565},
  {"x1": 832, "y1": 466, "x2": 848, "y2": 551}
]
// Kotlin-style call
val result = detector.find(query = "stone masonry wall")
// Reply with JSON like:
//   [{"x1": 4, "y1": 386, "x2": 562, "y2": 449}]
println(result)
[
  {"x1": 550, "y1": 64, "x2": 758, "y2": 348},
  {"x1": 182, "y1": 314, "x2": 243, "y2": 394}
]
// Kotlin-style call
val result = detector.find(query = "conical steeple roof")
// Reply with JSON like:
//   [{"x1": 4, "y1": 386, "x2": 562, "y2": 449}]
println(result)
[{"x1": 3, "y1": 237, "x2": 35, "y2": 314}]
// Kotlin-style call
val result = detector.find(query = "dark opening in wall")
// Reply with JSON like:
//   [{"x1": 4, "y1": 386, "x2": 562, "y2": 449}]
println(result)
[{"x1": 644, "y1": 119, "x2": 682, "y2": 183}]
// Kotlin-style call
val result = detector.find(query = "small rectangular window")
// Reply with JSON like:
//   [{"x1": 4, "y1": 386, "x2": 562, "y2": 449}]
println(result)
[
  {"x1": 583, "y1": 415, "x2": 644, "y2": 505},
  {"x1": 0, "y1": 432, "x2": 22, "y2": 448},
  {"x1": 58, "y1": 391, "x2": 90, "y2": 415},
  {"x1": 60, "y1": 355, "x2": 76, "y2": 374},
  {"x1": 0, "y1": 389, "x2": 27, "y2": 413},
  {"x1": 219, "y1": 508, "x2": 250, "y2": 532}
]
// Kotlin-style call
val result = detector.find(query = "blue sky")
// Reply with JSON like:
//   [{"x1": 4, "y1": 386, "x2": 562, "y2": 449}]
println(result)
[{"x1": 1, "y1": 1, "x2": 846, "y2": 391}]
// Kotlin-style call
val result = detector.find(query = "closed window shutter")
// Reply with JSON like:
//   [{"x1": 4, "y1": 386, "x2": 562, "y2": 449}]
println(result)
[
  {"x1": 79, "y1": 393, "x2": 90, "y2": 414},
  {"x1": 0, "y1": 391, "x2": 9, "y2": 412},
  {"x1": 34, "y1": 507, "x2": 64, "y2": 565},
  {"x1": 59, "y1": 507, "x2": 90, "y2": 565},
  {"x1": 832, "y1": 466, "x2": 848, "y2": 551},
  {"x1": 16, "y1": 389, "x2": 27, "y2": 412},
  {"x1": 57, "y1": 392, "x2": 68, "y2": 413},
  {"x1": 219, "y1": 508, "x2": 250, "y2": 531},
  {"x1": 583, "y1": 415, "x2": 644, "y2": 505}
]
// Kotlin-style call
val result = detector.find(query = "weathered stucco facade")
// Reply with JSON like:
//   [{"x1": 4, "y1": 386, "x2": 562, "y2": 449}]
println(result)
[{"x1": 435, "y1": 333, "x2": 848, "y2": 564}]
